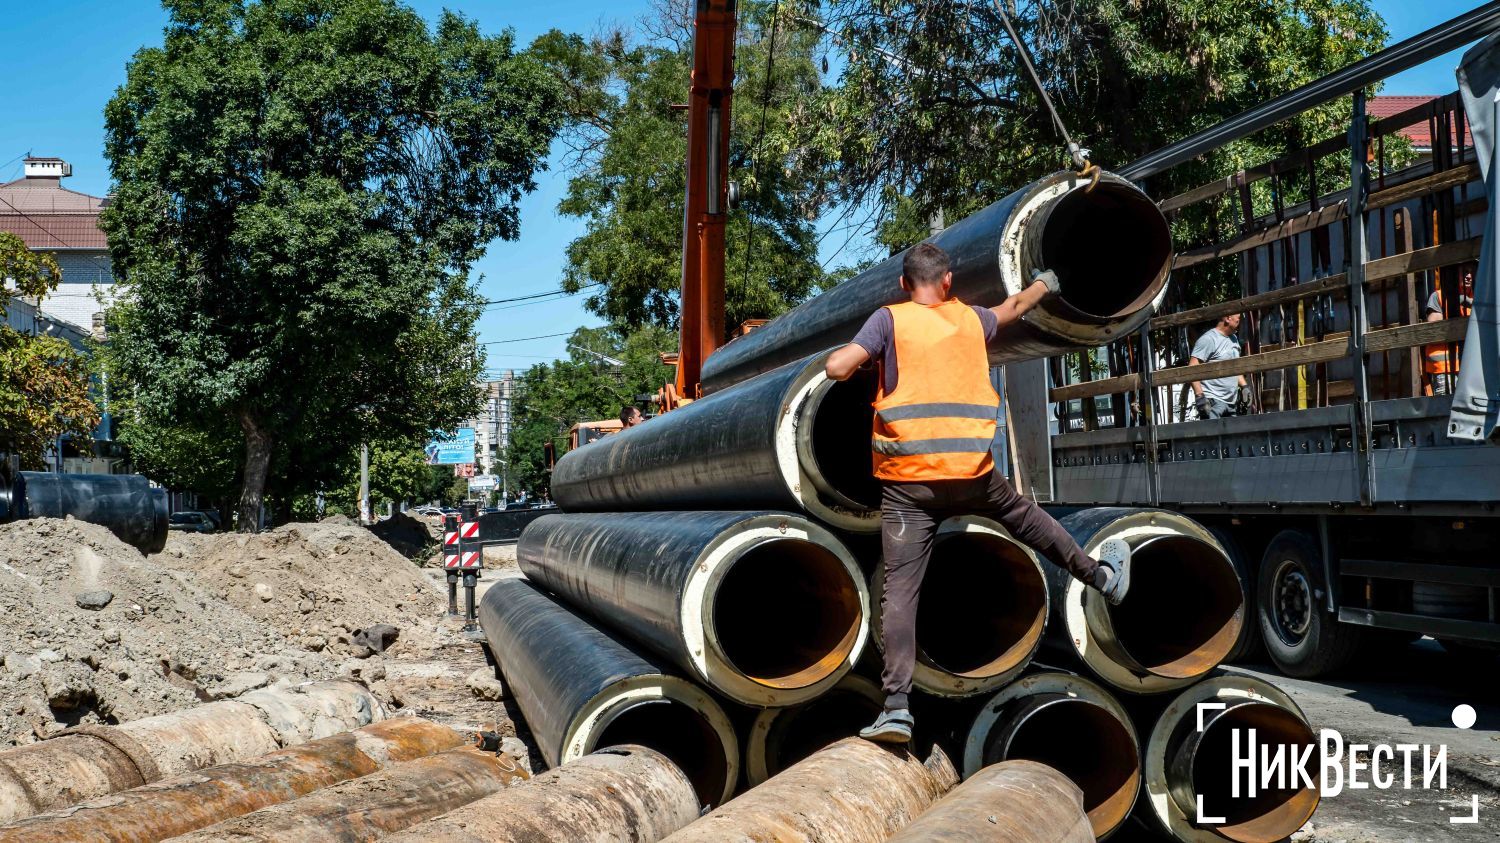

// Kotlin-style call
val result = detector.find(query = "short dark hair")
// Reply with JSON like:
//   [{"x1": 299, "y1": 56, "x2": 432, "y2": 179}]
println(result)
[
  {"x1": 620, "y1": 405, "x2": 639, "y2": 425},
  {"x1": 902, "y1": 242, "x2": 950, "y2": 286}
]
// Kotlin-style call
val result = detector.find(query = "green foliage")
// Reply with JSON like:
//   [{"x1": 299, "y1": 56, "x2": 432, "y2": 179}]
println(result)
[
  {"x1": 505, "y1": 325, "x2": 674, "y2": 495},
  {"x1": 789, "y1": 0, "x2": 1387, "y2": 305},
  {"x1": 101, "y1": 0, "x2": 564, "y2": 527},
  {"x1": 0, "y1": 233, "x2": 99, "y2": 468},
  {"x1": 534, "y1": 1, "x2": 835, "y2": 333}
]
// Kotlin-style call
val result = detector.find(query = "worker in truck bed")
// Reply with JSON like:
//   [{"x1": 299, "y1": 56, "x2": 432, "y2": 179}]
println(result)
[
  {"x1": 1189, "y1": 313, "x2": 1249, "y2": 419},
  {"x1": 825, "y1": 242, "x2": 1132, "y2": 744}
]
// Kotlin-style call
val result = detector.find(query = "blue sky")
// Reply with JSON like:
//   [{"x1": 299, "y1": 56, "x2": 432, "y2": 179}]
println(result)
[{"x1": 0, "y1": 0, "x2": 1484, "y2": 370}]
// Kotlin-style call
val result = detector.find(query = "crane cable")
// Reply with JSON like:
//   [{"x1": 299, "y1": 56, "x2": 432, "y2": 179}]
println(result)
[{"x1": 991, "y1": 0, "x2": 1099, "y2": 190}]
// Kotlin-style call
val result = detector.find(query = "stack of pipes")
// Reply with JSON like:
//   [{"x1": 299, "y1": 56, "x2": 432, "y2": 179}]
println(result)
[{"x1": 472, "y1": 169, "x2": 1320, "y2": 842}]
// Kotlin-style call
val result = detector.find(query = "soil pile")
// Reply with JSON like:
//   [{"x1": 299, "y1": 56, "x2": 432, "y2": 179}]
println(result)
[
  {"x1": 0, "y1": 518, "x2": 336, "y2": 746},
  {"x1": 161, "y1": 521, "x2": 439, "y2": 657},
  {"x1": 368, "y1": 511, "x2": 438, "y2": 561}
]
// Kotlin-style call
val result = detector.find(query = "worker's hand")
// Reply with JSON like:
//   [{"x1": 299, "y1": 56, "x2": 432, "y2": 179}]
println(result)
[
  {"x1": 1236, "y1": 386, "x2": 1251, "y2": 415},
  {"x1": 1194, "y1": 396, "x2": 1212, "y2": 418},
  {"x1": 1032, "y1": 269, "x2": 1062, "y2": 297}
]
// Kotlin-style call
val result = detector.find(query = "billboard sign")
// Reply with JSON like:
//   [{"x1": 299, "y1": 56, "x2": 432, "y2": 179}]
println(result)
[
  {"x1": 468, "y1": 474, "x2": 498, "y2": 492},
  {"x1": 426, "y1": 428, "x2": 476, "y2": 465}
]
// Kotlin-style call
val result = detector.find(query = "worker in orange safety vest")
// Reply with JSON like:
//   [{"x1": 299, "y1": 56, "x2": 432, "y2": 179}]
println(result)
[
  {"x1": 1423, "y1": 271, "x2": 1473, "y2": 397},
  {"x1": 825, "y1": 242, "x2": 1132, "y2": 744}
]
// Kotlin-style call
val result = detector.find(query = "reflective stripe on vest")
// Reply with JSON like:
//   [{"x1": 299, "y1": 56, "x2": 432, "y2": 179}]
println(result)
[
  {"x1": 871, "y1": 299, "x2": 999, "y2": 482},
  {"x1": 1423, "y1": 345, "x2": 1454, "y2": 375}
]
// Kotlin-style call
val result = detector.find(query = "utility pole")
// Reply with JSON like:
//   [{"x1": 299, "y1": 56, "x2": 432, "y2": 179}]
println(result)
[{"x1": 359, "y1": 443, "x2": 370, "y2": 524}]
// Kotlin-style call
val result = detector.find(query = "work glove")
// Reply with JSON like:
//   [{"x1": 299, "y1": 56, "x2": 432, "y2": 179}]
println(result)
[
  {"x1": 1033, "y1": 269, "x2": 1062, "y2": 297},
  {"x1": 1194, "y1": 396, "x2": 1211, "y2": 418},
  {"x1": 1236, "y1": 386, "x2": 1251, "y2": 415}
]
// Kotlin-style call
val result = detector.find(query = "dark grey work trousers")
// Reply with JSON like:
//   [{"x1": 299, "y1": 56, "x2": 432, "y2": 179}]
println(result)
[{"x1": 879, "y1": 470, "x2": 1099, "y2": 710}]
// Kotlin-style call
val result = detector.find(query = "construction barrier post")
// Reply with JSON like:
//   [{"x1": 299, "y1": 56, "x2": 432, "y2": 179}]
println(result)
[
  {"x1": 442, "y1": 513, "x2": 460, "y2": 617},
  {"x1": 458, "y1": 505, "x2": 482, "y2": 632}
]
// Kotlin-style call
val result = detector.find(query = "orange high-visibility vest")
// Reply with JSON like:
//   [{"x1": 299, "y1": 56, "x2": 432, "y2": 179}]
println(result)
[
  {"x1": 1423, "y1": 287, "x2": 1471, "y2": 378},
  {"x1": 871, "y1": 299, "x2": 1000, "y2": 482}
]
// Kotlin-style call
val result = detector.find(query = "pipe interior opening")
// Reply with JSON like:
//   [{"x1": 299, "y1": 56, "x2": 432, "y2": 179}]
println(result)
[
  {"x1": 1191, "y1": 703, "x2": 1319, "y2": 843},
  {"x1": 987, "y1": 697, "x2": 1140, "y2": 837},
  {"x1": 1106, "y1": 535, "x2": 1243, "y2": 679},
  {"x1": 1039, "y1": 182, "x2": 1171, "y2": 319},
  {"x1": 806, "y1": 368, "x2": 881, "y2": 510},
  {"x1": 713, "y1": 539, "x2": 863, "y2": 689},
  {"x1": 915, "y1": 533, "x2": 1046, "y2": 677},
  {"x1": 594, "y1": 699, "x2": 730, "y2": 809},
  {"x1": 767, "y1": 688, "x2": 883, "y2": 778}
]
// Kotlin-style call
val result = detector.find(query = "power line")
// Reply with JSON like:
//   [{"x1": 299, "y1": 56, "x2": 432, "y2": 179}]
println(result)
[
  {"x1": 479, "y1": 330, "x2": 574, "y2": 346},
  {"x1": 481, "y1": 283, "x2": 601, "y2": 308}
]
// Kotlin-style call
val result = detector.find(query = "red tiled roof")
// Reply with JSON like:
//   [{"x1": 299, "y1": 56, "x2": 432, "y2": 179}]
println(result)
[
  {"x1": 0, "y1": 175, "x2": 108, "y2": 249},
  {"x1": 1367, "y1": 95, "x2": 1473, "y2": 151},
  {"x1": 0, "y1": 213, "x2": 108, "y2": 249}
]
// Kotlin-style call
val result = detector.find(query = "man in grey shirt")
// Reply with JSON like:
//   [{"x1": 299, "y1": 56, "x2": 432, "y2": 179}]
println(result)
[{"x1": 1190, "y1": 313, "x2": 1248, "y2": 419}]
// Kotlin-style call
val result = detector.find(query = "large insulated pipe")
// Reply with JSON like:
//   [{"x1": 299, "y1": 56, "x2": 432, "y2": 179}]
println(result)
[
  {"x1": 552, "y1": 353, "x2": 881, "y2": 532},
  {"x1": 1139, "y1": 671, "x2": 1319, "y2": 843},
  {"x1": 0, "y1": 680, "x2": 382, "y2": 823},
  {"x1": 478, "y1": 578, "x2": 739, "y2": 807},
  {"x1": 744, "y1": 673, "x2": 884, "y2": 786},
  {"x1": 886, "y1": 760, "x2": 1093, "y2": 843},
  {"x1": 10, "y1": 472, "x2": 169, "y2": 554},
  {"x1": 1045, "y1": 508, "x2": 1244, "y2": 694},
  {"x1": 962, "y1": 670, "x2": 1140, "y2": 839},
  {"x1": 384, "y1": 746, "x2": 700, "y2": 843},
  {"x1": 0, "y1": 717, "x2": 461, "y2": 843},
  {"x1": 870, "y1": 516, "x2": 1048, "y2": 697},
  {"x1": 700, "y1": 170, "x2": 1172, "y2": 392},
  {"x1": 662, "y1": 738, "x2": 959, "y2": 843},
  {"x1": 169, "y1": 746, "x2": 527, "y2": 842},
  {"x1": 519, "y1": 511, "x2": 869, "y2": 707}
]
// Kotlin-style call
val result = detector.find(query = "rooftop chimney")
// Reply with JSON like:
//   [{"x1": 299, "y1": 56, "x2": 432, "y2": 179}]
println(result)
[{"x1": 23, "y1": 157, "x2": 71, "y2": 180}]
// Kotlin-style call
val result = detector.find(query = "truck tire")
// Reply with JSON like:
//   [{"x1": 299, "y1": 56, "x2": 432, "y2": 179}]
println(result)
[
  {"x1": 1257, "y1": 529, "x2": 1361, "y2": 677},
  {"x1": 1207, "y1": 526, "x2": 1261, "y2": 664}
]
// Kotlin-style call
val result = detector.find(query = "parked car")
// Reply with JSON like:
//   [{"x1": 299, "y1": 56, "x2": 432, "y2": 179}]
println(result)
[{"x1": 168, "y1": 511, "x2": 216, "y2": 533}]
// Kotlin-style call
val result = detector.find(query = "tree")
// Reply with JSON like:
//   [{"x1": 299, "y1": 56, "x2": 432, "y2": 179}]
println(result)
[
  {"x1": 786, "y1": 0, "x2": 1386, "y2": 302},
  {"x1": 0, "y1": 233, "x2": 100, "y2": 468},
  {"x1": 505, "y1": 325, "x2": 674, "y2": 495},
  {"x1": 102, "y1": 0, "x2": 565, "y2": 530},
  {"x1": 534, "y1": 0, "x2": 836, "y2": 334}
]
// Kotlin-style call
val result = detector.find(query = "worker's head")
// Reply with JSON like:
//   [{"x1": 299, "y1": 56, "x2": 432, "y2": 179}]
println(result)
[
  {"x1": 899, "y1": 243, "x2": 952, "y2": 297},
  {"x1": 620, "y1": 405, "x2": 643, "y2": 428},
  {"x1": 1219, "y1": 313, "x2": 1241, "y2": 334}
]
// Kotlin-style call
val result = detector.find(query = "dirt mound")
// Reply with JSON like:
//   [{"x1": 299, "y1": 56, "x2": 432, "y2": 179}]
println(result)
[
  {"x1": 0, "y1": 518, "x2": 337, "y2": 746},
  {"x1": 368, "y1": 512, "x2": 438, "y2": 561},
  {"x1": 160, "y1": 522, "x2": 439, "y2": 657}
]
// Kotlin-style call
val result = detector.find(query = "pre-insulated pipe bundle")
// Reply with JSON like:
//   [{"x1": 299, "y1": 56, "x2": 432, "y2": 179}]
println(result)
[
  {"x1": 0, "y1": 681, "x2": 382, "y2": 823},
  {"x1": 518, "y1": 510, "x2": 869, "y2": 707},
  {"x1": 6, "y1": 472, "x2": 169, "y2": 554},
  {"x1": 700, "y1": 171, "x2": 1172, "y2": 392},
  {"x1": 1137, "y1": 671, "x2": 1319, "y2": 843},
  {"x1": 1044, "y1": 508, "x2": 1244, "y2": 694},
  {"x1": 477, "y1": 578, "x2": 740, "y2": 807},
  {"x1": 0, "y1": 718, "x2": 461, "y2": 843},
  {"x1": 961, "y1": 670, "x2": 1140, "y2": 840},
  {"x1": 551, "y1": 353, "x2": 881, "y2": 532},
  {"x1": 870, "y1": 516, "x2": 1048, "y2": 697}
]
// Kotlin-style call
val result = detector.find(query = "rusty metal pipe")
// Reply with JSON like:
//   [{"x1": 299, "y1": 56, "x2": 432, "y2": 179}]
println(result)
[
  {"x1": 552, "y1": 353, "x2": 881, "y2": 532},
  {"x1": 886, "y1": 760, "x2": 1093, "y2": 843},
  {"x1": 662, "y1": 738, "x2": 958, "y2": 843},
  {"x1": 168, "y1": 746, "x2": 527, "y2": 843},
  {"x1": 962, "y1": 670, "x2": 1140, "y2": 840},
  {"x1": 0, "y1": 718, "x2": 461, "y2": 843},
  {"x1": 478, "y1": 578, "x2": 740, "y2": 807},
  {"x1": 743, "y1": 674, "x2": 884, "y2": 786},
  {"x1": 1140, "y1": 671, "x2": 1319, "y2": 843},
  {"x1": 518, "y1": 511, "x2": 869, "y2": 707},
  {"x1": 1045, "y1": 508, "x2": 1244, "y2": 694},
  {"x1": 700, "y1": 171, "x2": 1172, "y2": 392},
  {"x1": 870, "y1": 516, "x2": 1048, "y2": 697},
  {"x1": 383, "y1": 745, "x2": 700, "y2": 843},
  {"x1": 0, "y1": 681, "x2": 383, "y2": 823}
]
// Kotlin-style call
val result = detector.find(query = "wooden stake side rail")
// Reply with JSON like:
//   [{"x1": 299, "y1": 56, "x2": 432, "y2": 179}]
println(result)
[
  {"x1": 1048, "y1": 318, "x2": 1470, "y2": 402},
  {"x1": 1150, "y1": 238, "x2": 1482, "y2": 330},
  {"x1": 1156, "y1": 94, "x2": 1467, "y2": 213}
]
